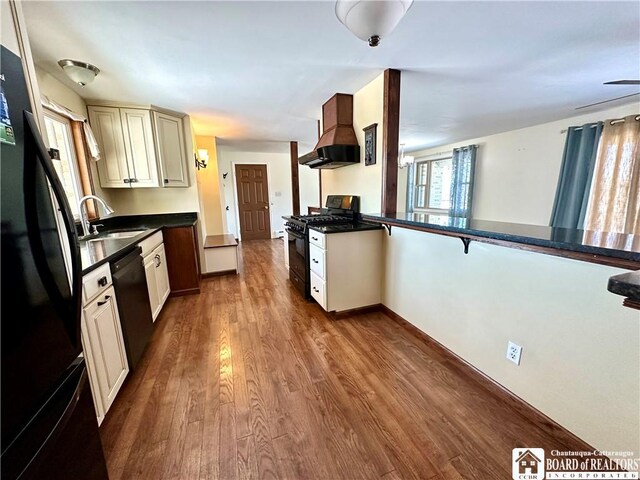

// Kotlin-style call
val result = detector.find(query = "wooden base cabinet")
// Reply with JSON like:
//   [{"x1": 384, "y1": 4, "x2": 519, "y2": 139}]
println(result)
[
  {"x1": 308, "y1": 229, "x2": 382, "y2": 313},
  {"x1": 163, "y1": 225, "x2": 201, "y2": 296},
  {"x1": 80, "y1": 265, "x2": 129, "y2": 425}
]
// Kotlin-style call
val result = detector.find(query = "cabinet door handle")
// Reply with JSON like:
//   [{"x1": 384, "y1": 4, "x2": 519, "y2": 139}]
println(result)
[
  {"x1": 155, "y1": 254, "x2": 161, "y2": 267},
  {"x1": 312, "y1": 287, "x2": 319, "y2": 293},
  {"x1": 311, "y1": 236, "x2": 318, "y2": 241},
  {"x1": 97, "y1": 295, "x2": 111, "y2": 306},
  {"x1": 124, "y1": 178, "x2": 131, "y2": 184},
  {"x1": 164, "y1": 179, "x2": 169, "y2": 184},
  {"x1": 312, "y1": 259, "x2": 318, "y2": 264},
  {"x1": 97, "y1": 276, "x2": 108, "y2": 287},
  {"x1": 130, "y1": 178, "x2": 138, "y2": 183}
]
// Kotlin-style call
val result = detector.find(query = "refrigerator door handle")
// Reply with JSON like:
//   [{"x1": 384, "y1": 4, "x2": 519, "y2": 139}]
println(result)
[{"x1": 23, "y1": 112, "x2": 82, "y2": 349}]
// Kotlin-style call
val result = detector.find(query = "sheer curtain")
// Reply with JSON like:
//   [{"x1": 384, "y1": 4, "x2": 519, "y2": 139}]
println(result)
[{"x1": 583, "y1": 115, "x2": 640, "y2": 235}]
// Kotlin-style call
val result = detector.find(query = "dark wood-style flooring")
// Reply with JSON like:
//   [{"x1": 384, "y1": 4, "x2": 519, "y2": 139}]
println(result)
[{"x1": 100, "y1": 239, "x2": 589, "y2": 479}]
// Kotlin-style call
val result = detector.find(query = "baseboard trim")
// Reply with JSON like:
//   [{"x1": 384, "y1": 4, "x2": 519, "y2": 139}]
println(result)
[
  {"x1": 329, "y1": 303, "x2": 382, "y2": 319},
  {"x1": 377, "y1": 304, "x2": 596, "y2": 452},
  {"x1": 169, "y1": 287, "x2": 201, "y2": 297},
  {"x1": 201, "y1": 269, "x2": 237, "y2": 278}
]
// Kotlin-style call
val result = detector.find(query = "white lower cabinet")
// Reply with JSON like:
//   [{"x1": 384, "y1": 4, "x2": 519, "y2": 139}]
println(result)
[
  {"x1": 80, "y1": 264, "x2": 129, "y2": 425},
  {"x1": 140, "y1": 232, "x2": 171, "y2": 321},
  {"x1": 308, "y1": 229, "x2": 383, "y2": 313}
]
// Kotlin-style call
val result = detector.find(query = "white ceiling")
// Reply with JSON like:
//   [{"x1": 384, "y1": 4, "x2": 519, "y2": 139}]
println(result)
[{"x1": 23, "y1": 1, "x2": 640, "y2": 153}]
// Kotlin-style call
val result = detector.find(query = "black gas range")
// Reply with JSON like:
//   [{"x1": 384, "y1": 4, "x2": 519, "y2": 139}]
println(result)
[{"x1": 284, "y1": 195, "x2": 359, "y2": 299}]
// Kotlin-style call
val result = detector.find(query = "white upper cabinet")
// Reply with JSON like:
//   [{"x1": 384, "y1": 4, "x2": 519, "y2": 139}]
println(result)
[
  {"x1": 89, "y1": 106, "x2": 130, "y2": 188},
  {"x1": 119, "y1": 108, "x2": 160, "y2": 188},
  {"x1": 153, "y1": 111, "x2": 189, "y2": 187},
  {"x1": 88, "y1": 104, "x2": 189, "y2": 189}
]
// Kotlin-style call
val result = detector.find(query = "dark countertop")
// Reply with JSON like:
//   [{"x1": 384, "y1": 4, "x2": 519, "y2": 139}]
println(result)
[
  {"x1": 309, "y1": 222, "x2": 384, "y2": 234},
  {"x1": 80, "y1": 212, "x2": 199, "y2": 275},
  {"x1": 80, "y1": 228, "x2": 159, "y2": 275},
  {"x1": 91, "y1": 212, "x2": 198, "y2": 231},
  {"x1": 608, "y1": 271, "x2": 640, "y2": 301},
  {"x1": 361, "y1": 212, "x2": 640, "y2": 263}
]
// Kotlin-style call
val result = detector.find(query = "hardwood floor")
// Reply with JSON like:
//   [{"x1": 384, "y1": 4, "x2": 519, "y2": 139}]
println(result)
[{"x1": 100, "y1": 239, "x2": 590, "y2": 480}]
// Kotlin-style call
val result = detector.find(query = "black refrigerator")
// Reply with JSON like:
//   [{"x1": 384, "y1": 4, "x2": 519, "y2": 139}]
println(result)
[{"x1": 1, "y1": 45, "x2": 109, "y2": 479}]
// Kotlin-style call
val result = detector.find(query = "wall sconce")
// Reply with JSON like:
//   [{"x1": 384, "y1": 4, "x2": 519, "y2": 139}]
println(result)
[
  {"x1": 398, "y1": 143, "x2": 415, "y2": 169},
  {"x1": 195, "y1": 149, "x2": 209, "y2": 170}
]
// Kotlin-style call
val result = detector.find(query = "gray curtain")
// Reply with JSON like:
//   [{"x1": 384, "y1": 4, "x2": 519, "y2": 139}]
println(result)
[
  {"x1": 550, "y1": 122, "x2": 603, "y2": 229},
  {"x1": 449, "y1": 145, "x2": 477, "y2": 218},
  {"x1": 405, "y1": 162, "x2": 416, "y2": 213}
]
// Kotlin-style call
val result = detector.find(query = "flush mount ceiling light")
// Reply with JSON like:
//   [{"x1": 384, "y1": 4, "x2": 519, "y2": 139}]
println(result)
[
  {"x1": 335, "y1": 0, "x2": 414, "y2": 47},
  {"x1": 57, "y1": 59, "x2": 100, "y2": 86}
]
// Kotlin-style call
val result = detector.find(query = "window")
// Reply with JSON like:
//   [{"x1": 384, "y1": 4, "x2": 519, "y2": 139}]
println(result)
[
  {"x1": 413, "y1": 156, "x2": 453, "y2": 213},
  {"x1": 43, "y1": 110, "x2": 83, "y2": 219},
  {"x1": 407, "y1": 145, "x2": 477, "y2": 217}
]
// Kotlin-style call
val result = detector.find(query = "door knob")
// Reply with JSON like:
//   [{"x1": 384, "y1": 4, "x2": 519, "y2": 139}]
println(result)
[{"x1": 264, "y1": 205, "x2": 268, "y2": 209}]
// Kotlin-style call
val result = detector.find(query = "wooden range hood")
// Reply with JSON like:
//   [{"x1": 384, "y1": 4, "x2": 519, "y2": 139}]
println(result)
[{"x1": 298, "y1": 93, "x2": 360, "y2": 169}]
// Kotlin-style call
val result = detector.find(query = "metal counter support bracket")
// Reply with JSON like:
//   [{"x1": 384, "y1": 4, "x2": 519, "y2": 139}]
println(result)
[
  {"x1": 460, "y1": 237, "x2": 471, "y2": 254},
  {"x1": 382, "y1": 224, "x2": 392, "y2": 236}
]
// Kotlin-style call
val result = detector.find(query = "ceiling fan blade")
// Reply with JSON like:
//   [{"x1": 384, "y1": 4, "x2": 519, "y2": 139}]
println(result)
[
  {"x1": 575, "y1": 92, "x2": 640, "y2": 110},
  {"x1": 604, "y1": 80, "x2": 640, "y2": 85}
]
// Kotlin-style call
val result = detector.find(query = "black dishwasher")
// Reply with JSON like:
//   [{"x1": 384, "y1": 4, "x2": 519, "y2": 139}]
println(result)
[{"x1": 111, "y1": 247, "x2": 153, "y2": 370}]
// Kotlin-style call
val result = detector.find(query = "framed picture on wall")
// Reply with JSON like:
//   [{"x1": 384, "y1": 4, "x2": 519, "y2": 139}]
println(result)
[{"x1": 363, "y1": 123, "x2": 377, "y2": 166}]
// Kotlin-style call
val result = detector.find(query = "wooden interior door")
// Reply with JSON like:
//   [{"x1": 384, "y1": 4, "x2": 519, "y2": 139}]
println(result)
[{"x1": 235, "y1": 164, "x2": 271, "y2": 240}]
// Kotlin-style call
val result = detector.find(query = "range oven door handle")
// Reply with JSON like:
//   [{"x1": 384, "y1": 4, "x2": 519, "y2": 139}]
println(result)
[{"x1": 285, "y1": 228, "x2": 304, "y2": 240}]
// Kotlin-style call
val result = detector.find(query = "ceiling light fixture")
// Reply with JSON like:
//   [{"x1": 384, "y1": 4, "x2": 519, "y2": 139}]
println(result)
[
  {"x1": 57, "y1": 59, "x2": 100, "y2": 86},
  {"x1": 335, "y1": 0, "x2": 414, "y2": 47},
  {"x1": 398, "y1": 144, "x2": 415, "y2": 169}
]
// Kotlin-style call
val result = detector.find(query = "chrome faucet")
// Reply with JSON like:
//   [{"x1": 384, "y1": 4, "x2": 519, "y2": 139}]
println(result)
[{"x1": 79, "y1": 195, "x2": 114, "y2": 238}]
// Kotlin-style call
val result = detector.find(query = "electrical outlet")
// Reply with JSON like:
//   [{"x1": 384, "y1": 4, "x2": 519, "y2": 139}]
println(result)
[{"x1": 506, "y1": 341, "x2": 523, "y2": 365}]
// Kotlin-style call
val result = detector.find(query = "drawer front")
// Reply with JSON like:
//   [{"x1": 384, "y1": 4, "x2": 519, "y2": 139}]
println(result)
[
  {"x1": 138, "y1": 230, "x2": 163, "y2": 257},
  {"x1": 82, "y1": 263, "x2": 112, "y2": 306},
  {"x1": 309, "y1": 243, "x2": 326, "y2": 279},
  {"x1": 308, "y1": 230, "x2": 325, "y2": 249},
  {"x1": 310, "y1": 271, "x2": 327, "y2": 310}
]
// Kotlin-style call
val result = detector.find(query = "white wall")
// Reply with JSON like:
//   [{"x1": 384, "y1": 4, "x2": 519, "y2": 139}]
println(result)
[
  {"x1": 216, "y1": 148, "x2": 292, "y2": 239},
  {"x1": 402, "y1": 102, "x2": 640, "y2": 225},
  {"x1": 299, "y1": 165, "x2": 320, "y2": 214},
  {"x1": 322, "y1": 73, "x2": 384, "y2": 213},
  {"x1": 383, "y1": 228, "x2": 640, "y2": 453},
  {"x1": 35, "y1": 67, "x2": 87, "y2": 117}
]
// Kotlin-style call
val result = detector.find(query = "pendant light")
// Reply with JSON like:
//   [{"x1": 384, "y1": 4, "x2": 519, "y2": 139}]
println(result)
[
  {"x1": 398, "y1": 144, "x2": 415, "y2": 169},
  {"x1": 335, "y1": 0, "x2": 414, "y2": 47},
  {"x1": 58, "y1": 59, "x2": 100, "y2": 86}
]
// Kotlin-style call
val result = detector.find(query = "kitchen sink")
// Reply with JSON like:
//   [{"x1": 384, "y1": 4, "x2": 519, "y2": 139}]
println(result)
[
  {"x1": 99, "y1": 230, "x2": 147, "y2": 239},
  {"x1": 80, "y1": 230, "x2": 148, "y2": 242}
]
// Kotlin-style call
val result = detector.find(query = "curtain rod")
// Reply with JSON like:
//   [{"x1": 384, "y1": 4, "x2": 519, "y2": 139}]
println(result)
[
  {"x1": 610, "y1": 115, "x2": 640, "y2": 125},
  {"x1": 415, "y1": 150, "x2": 452, "y2": 159},
  {"x1": 561, "y1": 115, "x2": 640, "y2": 133},
  {"x1": 415, "y1": 144, "x2": 478, "y2": 158},
  {"x1": 560, "y1": 124, "x2": 599, "y2": 133}
]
